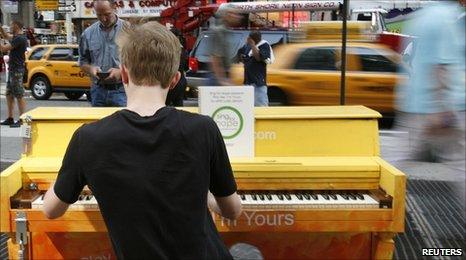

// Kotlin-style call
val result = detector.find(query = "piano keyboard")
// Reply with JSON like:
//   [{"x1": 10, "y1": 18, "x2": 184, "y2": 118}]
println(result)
[
  {"x1": 31, "y1": 191, "x2": 381, "y2": 210},
  {"x1": 32, "y1": 194, "x2": 99, "y2": 210},
  {"x1": 238, "y1": 191, "x2": 380, "y2": 209}
]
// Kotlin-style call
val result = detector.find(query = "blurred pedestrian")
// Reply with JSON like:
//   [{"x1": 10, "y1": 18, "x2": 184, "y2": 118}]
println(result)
[
  {"x1": 79, "y1": 0, "x2": 126, "y2": 107},
  {"x1": 0, "y1": 21, "x2": 28, "y2": 128},
  {"x1": 237, "y1": 31, "x2": 274, "y2": 106},
  {"x1": 208, "y1": 4, "x2": 242, "y2": 86},
  {"x1": 395, "y1": 0, "x2": 465, "y2": 170},
  {"x1": 166, "y1": 28, "x2": 187, "y2": 106}
]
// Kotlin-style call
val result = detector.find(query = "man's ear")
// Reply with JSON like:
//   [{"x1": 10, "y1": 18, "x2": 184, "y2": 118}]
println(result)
[
  {"x1": 120, "y1": 64, "x2": 129, "y2": 85},
  {"x1": 168, "y1": 71, "x2": 181, "y2": 90}
]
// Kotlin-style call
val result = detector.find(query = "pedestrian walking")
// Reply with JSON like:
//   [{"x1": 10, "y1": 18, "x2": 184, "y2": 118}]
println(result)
[
  {"x1": 208, "y1": 4, "x2": 242, "y2": 86},
  {"x1": 395, "y1": 0, "x2": 465, "y2": 169}
]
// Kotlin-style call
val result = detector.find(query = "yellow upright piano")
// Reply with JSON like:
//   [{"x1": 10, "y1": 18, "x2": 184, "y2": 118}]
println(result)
[{"x1": 0, "y1": 106, "x2": 405, "y2": 259}]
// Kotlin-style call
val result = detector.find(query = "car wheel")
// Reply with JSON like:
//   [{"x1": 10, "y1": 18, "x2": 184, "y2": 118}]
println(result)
[
  {"x1": 268, "y1": 87, "x2": 287, "y2": 106},
  {"x1": 64, "y1": 91, "x2": 84, "y2": 101},
  {"x1": 30, "y1": 76, "x2": 52, "y2": 100}
]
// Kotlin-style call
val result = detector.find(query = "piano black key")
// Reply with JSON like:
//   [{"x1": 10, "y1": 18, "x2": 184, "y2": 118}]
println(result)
[
  {"x1": 311, "y1": 193, "x2": 318, "y2": 200},
  {"x1": 284, "y1": 193, "x2": 292, "y2": 200},
  {"x1": 266, "y1": 193, "x2": 272, "y2": 200},
  {"x1": 85, "y1": 195, "x2": 92, "y2": 200},
  {"x1": 322, "y1": 194, "x2": 330, "y2": 200},
  {"x1": 303, "y1": 193, "x2": 311, "y2": 200},
  {"x1": 259, "y1": 194, "x2": 265, "y2": 201},
  {"x1": 252, "y1": 194, "x2": 257, "y2": 201},
  {"x1": 341, "y1": 193, "x2": 350, "y2": 200},
  {"x1": 296, "y1": 193, "x2": 303, "y2": 200},
  {"x1": 240, "y1": 194, "x2": 246, "y2": 200},
  {"x1": 349, "y1": 193, "x2": 357, "y2": 200},
  {"x1": 355, "y1": 193, "x2": 364, "y2": 200},
  {"x1": 277, "y1": 193, "x2": 284, "y2": 200},
  {"x1": 329, "y1": 193, "x2": 338, "y2": 200}
]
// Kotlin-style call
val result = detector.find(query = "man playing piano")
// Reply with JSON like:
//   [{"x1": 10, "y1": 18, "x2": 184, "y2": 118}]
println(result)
[{"x1": 42, "y1": 21, "x2": 242, "y2": 259}]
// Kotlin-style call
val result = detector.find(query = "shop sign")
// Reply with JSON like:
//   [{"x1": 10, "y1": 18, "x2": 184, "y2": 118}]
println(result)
[
  {"x1": 3, "y1": 0, "x2": 19, "y2": 13},
  {"x1": 35, "y1": 0, "x2": 59, "y2": 11},
  {"x1": 74, "y1": 0, "x2": 176, "y2": 18},
  {"x1": 226, "y1": 1, "x2": 339, "y2": 13}
]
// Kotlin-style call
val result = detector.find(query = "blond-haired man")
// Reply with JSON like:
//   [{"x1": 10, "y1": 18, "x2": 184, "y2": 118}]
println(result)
[{"x1": 43, "y1": 21, "x2": 241, "y2": 259}]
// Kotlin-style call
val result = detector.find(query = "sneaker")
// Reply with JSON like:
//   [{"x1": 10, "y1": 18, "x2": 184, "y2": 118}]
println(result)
[
  {"x1": 10, "y1": 119, "x2": 22, "y2": 128},
  {"x1": 0, "y1": 117, "x2": 14, "y2": 126}
]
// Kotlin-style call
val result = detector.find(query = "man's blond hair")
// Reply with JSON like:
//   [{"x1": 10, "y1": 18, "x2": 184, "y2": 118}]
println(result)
[{"x1": 117, "y1": 21, "x2": 180, "y2": 88}]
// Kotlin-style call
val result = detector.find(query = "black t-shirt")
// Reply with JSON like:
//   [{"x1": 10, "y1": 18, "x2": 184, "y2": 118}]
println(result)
[
  {"x1": 237, "y1": 43, "x2": 271, "y2": 86},
  {"x1": 54, "y1": 107, "x2": 237, "y2": 260},
  {"x1": 9, "y1": 34, "x2": 28, "y2": 71}
]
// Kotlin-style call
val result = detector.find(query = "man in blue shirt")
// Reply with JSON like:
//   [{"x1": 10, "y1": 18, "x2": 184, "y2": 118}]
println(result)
[
  {"x1": 79, "y1": 0, "x2": 126, "y2": 107},
  {"x1": 237, "y1": 31, "x2": 273, "y2": 107}
]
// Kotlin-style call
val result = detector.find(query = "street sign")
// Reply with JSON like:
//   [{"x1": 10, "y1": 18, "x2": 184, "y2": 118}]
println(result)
[
  {"x1": 58, "y1": 0, "x2": 75, "y2": 13},
  {"x1": 35, "y1": 0, "x2": 58, "y2": 11}
]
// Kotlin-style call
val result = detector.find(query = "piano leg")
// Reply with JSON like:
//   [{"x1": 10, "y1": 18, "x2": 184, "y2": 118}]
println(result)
[
  {"x1": 7, "y1": 232, "x2": 31, "y2": 260},
  {"x1": 372, "y1": 232, "x2": 395, "y2": 260}
]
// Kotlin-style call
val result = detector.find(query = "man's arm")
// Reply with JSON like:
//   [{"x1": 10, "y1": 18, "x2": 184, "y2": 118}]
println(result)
[
  {"x1": 42, "y1": 129, "x2": 85, "y2": 219},
  {"x1": 208, "y1": 192, "x2": 242, "y2": 220},
  {"x1": 208, "y1": 118, "x2": 242, "y2": 220},
  {"x1": 43, "y1": 183, "x2": 70, "y2": 219},
  {"x1": 247, "y1": 37, "x2": 261, "y2": 61},
  {"x1": 78, "y1": 33, "x2": 100, "y2": 78}
]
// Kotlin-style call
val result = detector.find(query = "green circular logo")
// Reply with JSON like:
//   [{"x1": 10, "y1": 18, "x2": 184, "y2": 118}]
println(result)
[{"x1": 212, "y1": 106, "x2": 244, "y2": 139}]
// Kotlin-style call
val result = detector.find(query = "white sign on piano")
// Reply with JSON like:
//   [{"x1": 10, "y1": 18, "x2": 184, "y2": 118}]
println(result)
[{"x1": 199, "y1": 86, "x2": 254, "y2": 158}]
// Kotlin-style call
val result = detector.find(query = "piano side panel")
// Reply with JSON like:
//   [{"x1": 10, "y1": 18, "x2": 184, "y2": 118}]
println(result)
[
  {"x1": 375, "y1": 158, "x2": 406, "y2": 232},
  {"x1": 28, "y1": 232, "x2": 372, "y2": 260},
  {"x1": 255, "y1": 118, "x2": 380, "y2": 157},
  {"x1": 31, "y1": 232, "x2": 115, "y2": 260},
  {"x1": 0, "y1": 160, "x2": 23, "y2": 232}
]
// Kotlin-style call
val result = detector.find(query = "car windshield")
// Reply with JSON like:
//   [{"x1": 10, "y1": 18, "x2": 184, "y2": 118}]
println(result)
[{"x1": 194, "y1": 31, "x2": 285, "y2": 63}]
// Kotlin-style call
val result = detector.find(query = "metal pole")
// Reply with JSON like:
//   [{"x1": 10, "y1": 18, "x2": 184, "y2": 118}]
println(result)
[
  {"x1": 292, "y1": 4, "x2": 295, "y2": 28},
  {"x1": 340, "y1": 0, "x2": 348, "y2": 105},
  {"x1": 66, "y1": 12, "x2": 72, "y2": 44}
]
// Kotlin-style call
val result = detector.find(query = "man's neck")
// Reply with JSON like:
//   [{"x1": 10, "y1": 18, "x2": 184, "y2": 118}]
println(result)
[
  {"x1": 125, "y1": 83, "x2": 168, "y2": 117},
  {"x1": 101, "y1": 15, "x2": 118, "y2": 31}
]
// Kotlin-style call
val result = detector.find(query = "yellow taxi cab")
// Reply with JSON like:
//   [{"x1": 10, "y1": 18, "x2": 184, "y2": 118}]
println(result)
[
  {"x1": 230, "y1": 22, "x2": 407, "y2": 116},
  {"x1": 24, "y1": 44, "x2": 91, "y2": 100}
]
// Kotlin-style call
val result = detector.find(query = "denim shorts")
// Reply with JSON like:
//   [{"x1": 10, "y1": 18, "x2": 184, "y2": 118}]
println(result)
[
  {"x1": 254, "y1": 85, "x2": 269, "y2": 107},
  {"x1": 6, "y1": 70, "x2": 25, "y2": 98},
  {"x1": 90, "y1": 84, "x2": 127, "y2": 107}
]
